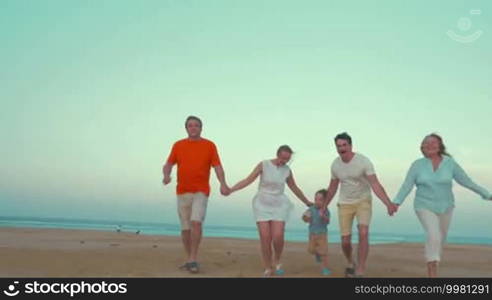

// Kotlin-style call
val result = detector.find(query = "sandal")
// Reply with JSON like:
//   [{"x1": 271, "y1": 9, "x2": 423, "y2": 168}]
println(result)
[
  {"x1": 345, "y1": 265, "x2": 356, "y2": 278},
  {"x1": 321, "y1": 267, "x2": 332, "y2": 276},
  {"x1": 275, "y1": 264, "x2": 285, "y2": 276},
  {"x1": 188, "y1": 261, "x2": 200, "y2": 274},
  {"x1": 263, "y1": 269, "x2": 273, "y2": 277},
  {"x1": 178, "y1": 262, "x2": 191, "y2": 270}
]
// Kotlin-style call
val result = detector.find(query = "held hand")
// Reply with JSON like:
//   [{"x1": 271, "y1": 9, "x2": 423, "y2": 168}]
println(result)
[
  {"x1": 393, "y1": 203, "x2": 399, "y2": 215},
  {"x1": 220, "y1": 184, "x2": 231, "y2": 196},
  {"x1": 386, "y1": 203, "x2": 393, "y2": 216},
  {"x1": 163, "y1": 176, "x2": 171, "y2": 185},
  {"x1": 387, "y1": 203, "x2": 398, "y2": 216},
  {"x1": 302, "y1": 215, "x2": 311, "y2": 223}
]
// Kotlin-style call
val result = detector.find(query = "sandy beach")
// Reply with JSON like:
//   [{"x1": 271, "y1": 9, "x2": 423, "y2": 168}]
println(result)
[{"x1": 0, "y1": 227, "x2": 491, "y2": 278}]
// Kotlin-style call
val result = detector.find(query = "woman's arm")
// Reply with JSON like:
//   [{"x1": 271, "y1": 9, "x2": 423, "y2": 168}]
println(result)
[
  {"x1": 230, "y1": 163, "x2": 262, "y2": 193},
  {"x1": 453, "y1": 160, "x2": 492, "y2": 200},
  {"x1": 393, "y1": 161, "x2": 418, "y2": 206},
  {"x1": 286, "y1": 170, "x2": 312, "y2": 206}
]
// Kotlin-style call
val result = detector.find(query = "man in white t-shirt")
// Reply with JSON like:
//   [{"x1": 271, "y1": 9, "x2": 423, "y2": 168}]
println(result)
[{"x1": 323, "y1": 132, "x2": 398, "y2": 277}]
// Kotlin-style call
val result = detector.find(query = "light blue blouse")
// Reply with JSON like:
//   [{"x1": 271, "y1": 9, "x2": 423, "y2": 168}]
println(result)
[{"x1": 393, "y1": 156, "x2": 491, "y2": 213}]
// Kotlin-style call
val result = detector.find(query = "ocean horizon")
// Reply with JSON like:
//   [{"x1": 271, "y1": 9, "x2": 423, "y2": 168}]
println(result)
[{"x1": 1, "y1": 215, "x2": 491, "y2": 246}]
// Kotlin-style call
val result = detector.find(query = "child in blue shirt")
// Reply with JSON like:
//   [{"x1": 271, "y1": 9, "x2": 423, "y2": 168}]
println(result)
[{"x1": 302, "y1": 189, "x2": 331, "y2": 276}]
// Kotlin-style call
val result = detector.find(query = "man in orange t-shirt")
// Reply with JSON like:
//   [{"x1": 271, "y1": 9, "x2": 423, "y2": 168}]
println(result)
[{"x1": 162, "y1": 115, "x2": 230, "y2": 274}]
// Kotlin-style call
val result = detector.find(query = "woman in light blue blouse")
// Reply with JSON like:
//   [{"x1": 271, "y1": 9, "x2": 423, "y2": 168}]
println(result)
[{"x1": 393, "y1": 133, "x2": 492, "y2": 277}]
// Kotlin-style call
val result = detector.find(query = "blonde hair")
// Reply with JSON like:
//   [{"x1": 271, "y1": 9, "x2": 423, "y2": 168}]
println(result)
[{"x1": 420, "y1": 133, "x2": 451, "y2": 157}]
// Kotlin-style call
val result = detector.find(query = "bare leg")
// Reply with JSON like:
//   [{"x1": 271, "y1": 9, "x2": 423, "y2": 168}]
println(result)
[
  {"x1": 257, "y1": 221, "x2": 273, "y2": 273},
  {"x1": 427, "y1": 261, "x2": 438, "y2": 278},
  {"x1": 181, "y1": 230, "x2": 191, "y2": 261},
  {"x1": 356, "y1": 225, "x2": 369, "y2": 275},
  {"x1": 271, "y1": 221, "x2": 285, "y2": 267},
  {"x1": 189, "y1": 221, "x2": 202, "y2": 262},
  {"x1": 321, "y1": 234, "x2": 329, "y2": 270},
  {"x1": 321, "y1": 255, "x2": 329, "y2": 270},
  {"x1": 341, "y1": 234, "x2": 355, "y2": 266}
]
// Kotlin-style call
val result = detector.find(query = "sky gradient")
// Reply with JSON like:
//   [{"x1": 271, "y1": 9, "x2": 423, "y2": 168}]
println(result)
[{"x1": 1, "y1": 0, "x2": 491, "y2": 238}]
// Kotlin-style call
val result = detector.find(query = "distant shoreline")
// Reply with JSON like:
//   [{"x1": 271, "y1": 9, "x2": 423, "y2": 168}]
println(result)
[
  {"x1": 2, "y1": 226, "x2": 492, "y2": 247},
  {"x1": 1, "y1": 219, "x2": 492, "y2": 246}
]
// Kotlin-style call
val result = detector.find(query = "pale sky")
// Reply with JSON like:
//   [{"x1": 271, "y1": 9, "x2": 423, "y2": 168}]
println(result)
[{"x1": 1, "y1": 0, "x2": 491, "y2": 238}]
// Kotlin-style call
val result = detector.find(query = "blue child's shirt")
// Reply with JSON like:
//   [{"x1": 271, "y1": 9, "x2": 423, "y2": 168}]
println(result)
[{"x1": 307, "y1": 206, "x2": 330, "y2": 234}]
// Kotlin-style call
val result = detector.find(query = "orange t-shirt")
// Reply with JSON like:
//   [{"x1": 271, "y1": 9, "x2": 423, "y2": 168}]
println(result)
[{"x1": 166, "y1": 138, "x2": 221, "y2": 196}]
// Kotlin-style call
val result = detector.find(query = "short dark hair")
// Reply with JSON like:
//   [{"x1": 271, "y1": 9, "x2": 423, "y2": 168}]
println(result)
[
  {"x1": 334, "y1": 132, "x2": 352, "y2": 145},
  {"x1": 185, "y1": 115, "x2": 202, "y2": 128},
  {"x1": 316, "y1": 189, "x2": 327, "y2": 198},
  {"x1": 276, "y1": 145, "x2": 293, "y2": 155}
]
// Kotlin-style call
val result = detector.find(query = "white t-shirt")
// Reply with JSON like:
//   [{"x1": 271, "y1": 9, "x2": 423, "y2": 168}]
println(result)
[{"x1": 331, "y1": 153, "x2": 375, "y2": 204}]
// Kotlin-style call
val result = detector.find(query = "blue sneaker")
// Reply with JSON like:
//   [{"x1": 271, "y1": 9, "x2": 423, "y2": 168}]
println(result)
[
  {"x1": 321, "y1": 268, "x2": 332, "y2": 276},
  {"x1": 275, "y1": 264, "x2": 285, "y2": 276}
]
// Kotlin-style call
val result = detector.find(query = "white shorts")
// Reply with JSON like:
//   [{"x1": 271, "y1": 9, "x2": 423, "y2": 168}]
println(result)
[{"x1": 177, "y1": 192, "x2": 208, "y2": 230}]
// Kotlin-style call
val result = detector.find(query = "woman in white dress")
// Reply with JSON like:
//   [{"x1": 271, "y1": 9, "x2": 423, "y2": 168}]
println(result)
[{"x1": 230, "y1": 145, "x2": 313, "y2": 276}]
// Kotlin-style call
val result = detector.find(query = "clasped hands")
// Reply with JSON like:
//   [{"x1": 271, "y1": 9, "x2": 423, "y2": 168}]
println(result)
[{"x1": 220, "y1": 184, "x2": 232, "y2": 196}]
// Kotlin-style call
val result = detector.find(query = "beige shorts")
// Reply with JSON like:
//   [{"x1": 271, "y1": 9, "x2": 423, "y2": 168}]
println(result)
[
  {"x1": 177, "y1": 192, "x2": 208, "y2": 230},
  {"x1": 337, "y1": 200, "x2": 372, "y2": 236},
  {"x1": 308, "y1": 233, "x2": 328, "y2": 256}
]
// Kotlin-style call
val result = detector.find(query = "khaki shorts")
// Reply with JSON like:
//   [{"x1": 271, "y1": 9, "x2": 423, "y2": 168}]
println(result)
[
  {"x1": 177, "y1": 192, "x2": 208, "y2": 230},
  {"x1": 308, "y1": 233, "x2": 328, "y2": 256},
  {"x1": 337, "y1": 200, "x2": 372, "y2": 236}
]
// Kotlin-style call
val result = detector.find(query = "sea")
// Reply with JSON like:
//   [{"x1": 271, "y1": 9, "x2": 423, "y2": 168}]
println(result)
[{"x1": 1, "y1": 216, "x2": 491, "y2": 246}]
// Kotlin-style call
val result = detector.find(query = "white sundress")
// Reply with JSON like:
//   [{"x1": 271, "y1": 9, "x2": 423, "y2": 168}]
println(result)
[{"x1": 252, "y1": 160, "x2": 294, "y2": 222}]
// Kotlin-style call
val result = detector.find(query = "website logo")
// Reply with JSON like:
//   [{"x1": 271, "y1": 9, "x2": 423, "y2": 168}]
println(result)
[
  {"x1": 3, "y1": 281, "x2": 20, "y2": 297},
  {"x1": 447, "y1": 9, "x2": 483, "y2": 43},
  {"x1": 2, "y1": 281, "x2": 128, "y2": 297}
]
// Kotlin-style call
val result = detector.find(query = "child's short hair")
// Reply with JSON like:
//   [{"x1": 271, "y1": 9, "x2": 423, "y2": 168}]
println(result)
[{"x1": 316, "y1": 189, "x2": 327, "y2": 198}]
